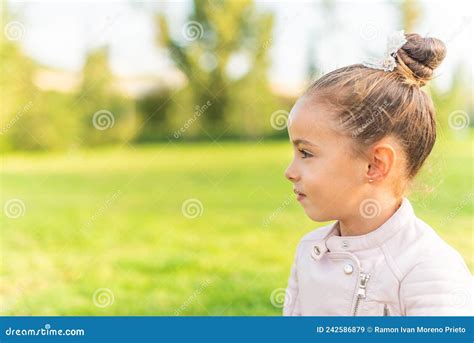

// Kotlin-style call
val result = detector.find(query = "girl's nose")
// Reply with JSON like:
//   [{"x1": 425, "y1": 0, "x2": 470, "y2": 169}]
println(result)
[{"x1": 285, "y1": 163, "x2": 299, "y2": 182}]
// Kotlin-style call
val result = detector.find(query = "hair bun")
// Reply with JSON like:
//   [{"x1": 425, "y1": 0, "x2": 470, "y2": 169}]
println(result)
[{"x1": 396, "y1": 33, "x2": 446, "y2": 87}]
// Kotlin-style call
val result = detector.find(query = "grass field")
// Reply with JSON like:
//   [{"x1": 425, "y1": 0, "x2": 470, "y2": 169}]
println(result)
[{"x1": 1, "y1": 135, "x2": 472, "y2": 315}]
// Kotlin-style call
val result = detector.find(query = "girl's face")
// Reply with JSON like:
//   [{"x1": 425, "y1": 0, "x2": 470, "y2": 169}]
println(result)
[{"x1": 285, "y1": 96, "x2": 369, "y2": 222}]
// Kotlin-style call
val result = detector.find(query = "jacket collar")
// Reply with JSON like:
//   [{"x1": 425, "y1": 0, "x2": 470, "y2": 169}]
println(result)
[{"x1": 313, "y1": 197, "x2": 415, "y2": 256}]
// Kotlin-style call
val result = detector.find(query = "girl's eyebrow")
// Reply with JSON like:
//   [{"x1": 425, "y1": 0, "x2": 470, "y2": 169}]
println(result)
[{"x1": 292, "y1": 138, "x2": 318, "y2": 147}]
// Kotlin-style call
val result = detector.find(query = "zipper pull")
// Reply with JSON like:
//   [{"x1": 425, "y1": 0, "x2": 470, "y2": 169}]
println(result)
[{"x1": 357, "y1": 272, "x2": 370, "y2": 298}]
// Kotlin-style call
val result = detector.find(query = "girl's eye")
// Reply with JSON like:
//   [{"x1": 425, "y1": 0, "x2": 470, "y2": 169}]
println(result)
[{"x1": 299, "y1": 149, "x2": 313, "y2": 159}]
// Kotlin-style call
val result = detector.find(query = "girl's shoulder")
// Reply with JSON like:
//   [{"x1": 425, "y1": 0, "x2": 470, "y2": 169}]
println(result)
[
  {"x1": 398, "y1": 218, "x2": 473, "y2": 315},
  {"x1": 386, "y1": 215, "x2": 470, "y2": 281}
]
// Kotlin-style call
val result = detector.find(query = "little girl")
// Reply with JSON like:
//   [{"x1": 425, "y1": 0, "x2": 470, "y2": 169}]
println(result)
[{"x1": 283, "y1": 31, "x2": 472, "y2": 316}]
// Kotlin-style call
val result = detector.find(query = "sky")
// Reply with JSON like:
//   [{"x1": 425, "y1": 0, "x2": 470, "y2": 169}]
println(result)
[{"x1": 5, "y1": 0, "x2": 473, "y2": 92}]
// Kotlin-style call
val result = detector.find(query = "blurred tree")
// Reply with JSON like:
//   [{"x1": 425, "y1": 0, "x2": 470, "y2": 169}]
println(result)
[
  {"x1": 398, "y1": 0, "x2": 422, "y2": 32},
  {"x1": 8, "y1": 90, "x2": 81, "y2": 150},
  {"x1": 0, "y1": 2, "x2": 38, "y2": 151},
  {"x1": 305, "y1": 0, "x2": 337, "y2": 82},
  {"x1": 0, "y1": 8, "x2": 82, "y2": 151},
  {"x1": 157, "y1": 0, "x2": 279, "y2": 138},
  {"x1": 78, "y1": 47, "x2": 138, "y2": 146},
  {"x1": 430, "y1": 64, "x2": 473, "y2": 135},
  {"x1": 136, "y1": 88, "x2": 174, "y2": 142}
]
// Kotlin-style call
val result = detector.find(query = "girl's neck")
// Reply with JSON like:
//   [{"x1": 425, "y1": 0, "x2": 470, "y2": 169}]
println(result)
[{"x1": 338, "y1": 196, "x2": 403, "y2": 237}]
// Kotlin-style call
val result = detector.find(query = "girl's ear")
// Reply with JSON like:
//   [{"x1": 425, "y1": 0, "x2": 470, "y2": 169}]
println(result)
[{"x1": 366, "y1": 143, "x2": 396, "y2": 183}]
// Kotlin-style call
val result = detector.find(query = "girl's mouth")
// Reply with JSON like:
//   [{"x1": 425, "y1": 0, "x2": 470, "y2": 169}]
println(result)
[
  {"x1": 297, "y1": 194, "x2": 306, "y2": 202},
  {"x1": 293, "y1": 189, "x2": 307, "y2": 202}
]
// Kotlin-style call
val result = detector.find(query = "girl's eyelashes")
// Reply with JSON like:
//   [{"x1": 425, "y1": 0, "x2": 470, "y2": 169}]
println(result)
[{"x1": 298, "y1": 149, "x2": 313, "y2": 159}]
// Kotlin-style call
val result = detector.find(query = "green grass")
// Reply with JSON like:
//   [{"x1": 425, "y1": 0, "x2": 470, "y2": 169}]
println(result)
[{"x1": 1, "y1": 136, "x2": 472, "y2": 315}]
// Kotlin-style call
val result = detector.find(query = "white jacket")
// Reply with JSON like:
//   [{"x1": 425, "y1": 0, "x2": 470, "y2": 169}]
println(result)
[{"x1": 283, "y1": 197, "x2": 473, "y2": 316}]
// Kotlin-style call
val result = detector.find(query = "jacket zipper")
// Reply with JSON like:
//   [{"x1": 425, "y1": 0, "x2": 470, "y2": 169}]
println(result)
[{"x1": 352, "y1": 272, "x2": 370, "y2": 316}]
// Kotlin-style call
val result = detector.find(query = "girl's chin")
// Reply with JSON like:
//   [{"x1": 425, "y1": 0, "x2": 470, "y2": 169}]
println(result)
[{"x1": 304, "y1": 206, "x2": 330, "y2": 222}]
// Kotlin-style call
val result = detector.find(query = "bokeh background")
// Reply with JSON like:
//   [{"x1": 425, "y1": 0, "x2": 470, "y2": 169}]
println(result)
[{"x1": 1, "y1": 0, "x2": 472, "y2": 315}]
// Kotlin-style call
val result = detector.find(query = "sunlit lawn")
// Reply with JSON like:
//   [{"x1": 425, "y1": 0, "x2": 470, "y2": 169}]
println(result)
[{"x1": 1, "y1": 135, "x2": 472, "y2": 315}]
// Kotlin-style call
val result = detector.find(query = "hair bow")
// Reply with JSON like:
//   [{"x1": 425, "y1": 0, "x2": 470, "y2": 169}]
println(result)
[{"x1": 362, "y1": 30, "x2": 408, "y2": 72}]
